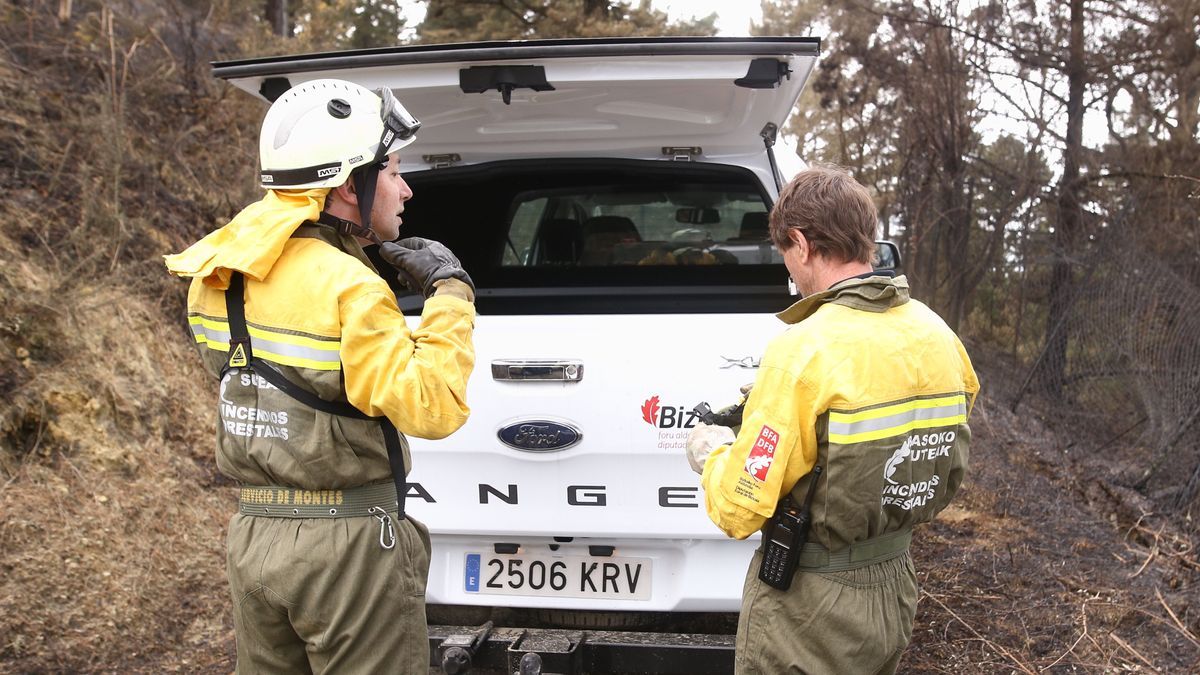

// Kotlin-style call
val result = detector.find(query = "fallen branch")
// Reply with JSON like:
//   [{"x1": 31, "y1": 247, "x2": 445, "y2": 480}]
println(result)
[
  {"x1": 1130, "y1": 542, "x2": 1159, "y2": 578},
  {"x1": 1043, "y1": 599, "x2": 1091, "y2": 670},
  {"x1": 921, "y1": 590, "x2": 1038, "y2": 675},
  {"x1": 1128, "y1": 520, "x2": 1200, "y2": 572},
  {"x1": 1154, "y1": 587, "x2": 1200, "y2": 649},
  {"x1": 1110, "y1": 632, "x2": 1159, "y2": 671}
]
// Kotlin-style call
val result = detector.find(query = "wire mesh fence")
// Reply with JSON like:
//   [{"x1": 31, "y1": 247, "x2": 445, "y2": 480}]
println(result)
[{"x1": 1011, "y1": 224, "x2": 1200, "y2": 517}]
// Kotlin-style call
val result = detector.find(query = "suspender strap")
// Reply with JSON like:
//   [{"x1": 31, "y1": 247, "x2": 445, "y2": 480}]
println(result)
[
  {"x1": 380, "y1": 417, "x2": 405, "y2": 517},
  {"x1": 223, "y1": 274, "x2": 365, "y2": 418},
  {"x1": 222, "y1": 271, "x2": 407, "y2": 520}
]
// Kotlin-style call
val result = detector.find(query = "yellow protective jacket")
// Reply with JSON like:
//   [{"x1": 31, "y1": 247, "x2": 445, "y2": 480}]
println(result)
[
  {"x1": 700, "y1": 275, "x2": 978, "y2": 548},
  {"x1": 164, "y1": 190, "x2": 475, "y2": 490}
]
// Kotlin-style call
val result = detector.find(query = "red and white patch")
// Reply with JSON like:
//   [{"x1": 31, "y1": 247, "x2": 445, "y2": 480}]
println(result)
[{"x1": 743, "y1": 425, "x2": 779, "y2": 482}]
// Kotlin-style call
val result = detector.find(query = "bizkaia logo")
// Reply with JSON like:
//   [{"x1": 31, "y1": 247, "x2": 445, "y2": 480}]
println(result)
[{"x1": 640, "y1": 395, "x2": 700, "y2": 429}]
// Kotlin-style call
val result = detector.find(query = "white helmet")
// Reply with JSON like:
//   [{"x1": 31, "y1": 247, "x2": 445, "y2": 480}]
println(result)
[{"x1": 258, "y1": 78, "x2": 420, "y2": 189}]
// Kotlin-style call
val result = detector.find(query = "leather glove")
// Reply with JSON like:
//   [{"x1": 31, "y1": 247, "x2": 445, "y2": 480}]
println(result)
[
  {"x1": 378, "y1": 237, "x2": 475, "y2": 298},
  {"x1": 686, "y1": 422, "x2": 735, "y2": 475}
]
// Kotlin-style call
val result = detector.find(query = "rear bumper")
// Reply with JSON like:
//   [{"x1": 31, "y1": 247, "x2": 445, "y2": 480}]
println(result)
[{"x1": 429, "y1": 622, "x2": 735, "y2": 675}]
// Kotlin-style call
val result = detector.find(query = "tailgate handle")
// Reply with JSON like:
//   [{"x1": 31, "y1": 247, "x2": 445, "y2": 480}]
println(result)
[
  {"x1": 460, "y1": 65, "x2": 555, "y2": 105},
  {"x1": 491, "y1": 359, "x2": 583, "y2": 382}
]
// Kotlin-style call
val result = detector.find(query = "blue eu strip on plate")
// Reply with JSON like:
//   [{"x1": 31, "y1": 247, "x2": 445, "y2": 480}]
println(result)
[{"x1": 465, "y1": 553, "x2": 481, "y2": 592}]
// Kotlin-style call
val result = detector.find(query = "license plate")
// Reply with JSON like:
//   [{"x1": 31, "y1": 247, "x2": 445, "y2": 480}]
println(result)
[{"x1": 464, "y1": 552, "x2": 652, "y2": 600}]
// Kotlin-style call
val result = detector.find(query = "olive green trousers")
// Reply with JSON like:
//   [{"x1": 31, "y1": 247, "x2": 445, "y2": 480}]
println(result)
[
  {"x1": 735, "y1": 549, "x2": 918, "y2": 675},
  {"x1": 226, "y1": 510, "x2": 431, "y2": 674}
]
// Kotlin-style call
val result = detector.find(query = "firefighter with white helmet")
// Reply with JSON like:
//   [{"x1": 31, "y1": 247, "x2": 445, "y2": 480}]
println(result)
[{"x1": 166, "y1": 78, "x2": 475, "y2": 672}]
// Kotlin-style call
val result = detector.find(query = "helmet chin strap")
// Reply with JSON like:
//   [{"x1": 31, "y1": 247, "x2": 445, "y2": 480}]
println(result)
[
  {"x1": 318, "y1": 164, "x2": 384, "y2": 247},
  {"x1": 316, "y1": 211, "x2": 382, "y2": 246},
  {"x1": 349, "y1": 163, "x2": 385, "y2": 245}
]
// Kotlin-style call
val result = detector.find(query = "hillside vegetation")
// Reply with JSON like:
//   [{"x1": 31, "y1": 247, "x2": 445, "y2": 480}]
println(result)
[
  {"x1": 0, "y1": 1, "x2": 263, "y2": 669},
  {"x1": 1, "y1": 1, "x2": 1198, "y2": 672}
]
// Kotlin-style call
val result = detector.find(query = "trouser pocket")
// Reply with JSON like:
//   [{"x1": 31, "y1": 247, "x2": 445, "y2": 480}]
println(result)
[{"x1": 388, "y1": 513, "x2": 431, "y2": 597}]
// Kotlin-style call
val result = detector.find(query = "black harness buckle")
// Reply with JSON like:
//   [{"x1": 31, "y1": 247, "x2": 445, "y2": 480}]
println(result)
[
  {"x1": 228, "y1": 336, "x2": 252, "y2": 369},
  {"x1": 317, "y1": 211, "x2": 381, "y2": 245}
]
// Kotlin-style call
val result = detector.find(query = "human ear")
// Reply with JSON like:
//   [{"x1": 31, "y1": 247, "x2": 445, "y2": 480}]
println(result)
[
  {"x1": 787, "y1": 229, "x2": 809, "y2": 262},
  {"x1": 331, "y1": 181, "x2": 357, "y2": 206}
]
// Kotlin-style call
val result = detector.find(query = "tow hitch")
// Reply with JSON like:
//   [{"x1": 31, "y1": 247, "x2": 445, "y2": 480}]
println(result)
[
  {"x1": 430, "y1": 624, "x2": 734, "y2": 674},
  {"x1": 438, "y1": 621, "x2": 497, "y2": 674}
]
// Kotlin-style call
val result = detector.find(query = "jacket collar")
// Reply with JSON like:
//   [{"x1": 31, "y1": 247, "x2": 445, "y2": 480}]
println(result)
[
  {"x1": 163, "y1": 188, "x2": 329, "y2": 289},
  {"x1": 293, "y1": 219, "x2": 378, "y2": 274},
  {"x1": 776, "y1": 275, "x2": 911, "y2": 325}
]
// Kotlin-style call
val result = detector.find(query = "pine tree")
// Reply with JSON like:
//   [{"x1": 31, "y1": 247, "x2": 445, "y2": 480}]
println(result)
[
  {"x1": 417, "y1": 0, "x2": 716, "y2": 43},
  {"x1": 291, "y1": 0, "x2": 410, "y2": 50}
]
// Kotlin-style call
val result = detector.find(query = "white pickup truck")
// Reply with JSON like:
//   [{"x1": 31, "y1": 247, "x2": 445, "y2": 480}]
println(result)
[{"x1": 215, "y1": 37, "x2": 826, "y2": 673}]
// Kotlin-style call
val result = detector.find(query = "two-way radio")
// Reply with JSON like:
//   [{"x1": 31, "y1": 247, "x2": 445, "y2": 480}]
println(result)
[{"x1": 758, "y1": 466, "x2": 822, "y2": 590}]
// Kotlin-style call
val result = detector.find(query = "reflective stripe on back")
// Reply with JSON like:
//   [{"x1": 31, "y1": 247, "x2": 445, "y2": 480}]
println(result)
[
  {"x1": 188, "y1": 314, "x2": 342, "y2": 371},
  {"x1": 827, "y1": 393, "x2": 968, "y2": 444}
]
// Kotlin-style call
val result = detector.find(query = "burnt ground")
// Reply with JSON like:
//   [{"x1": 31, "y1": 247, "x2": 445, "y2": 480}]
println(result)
[
  {"x1": 3, "y1": 343, "x2": 1197, "y2": 674},
  {"x1": 901, "y1": 348, "x2": 1199, "y2": 673}
]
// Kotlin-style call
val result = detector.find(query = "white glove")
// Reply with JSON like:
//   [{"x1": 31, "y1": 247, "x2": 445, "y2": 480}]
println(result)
[{"x1": 686, "y1": 423, "x2": 735, "y2": 475}]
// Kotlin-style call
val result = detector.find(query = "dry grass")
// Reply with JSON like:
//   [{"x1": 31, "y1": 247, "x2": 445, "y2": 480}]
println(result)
[
  {"x1": 0, "y1": 224, "x2": 238, "y2": 671},
  {"x1": 1, "y1": 2, "x2": 1197, "y2": 673},
  {"x1": 0, "y1": 1, "x2": 257, "y2": 671},
  {"x1": 0, "y1": 252, "x2": 239, "y2": 671}
]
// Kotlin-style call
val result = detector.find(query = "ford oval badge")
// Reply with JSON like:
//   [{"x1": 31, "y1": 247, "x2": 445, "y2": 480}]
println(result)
[{"x1": 497, "y1": 419, "x2": 582, "y2": 452}]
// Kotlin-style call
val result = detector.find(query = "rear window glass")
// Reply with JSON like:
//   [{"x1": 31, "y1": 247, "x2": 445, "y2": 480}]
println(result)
[
  {"x1": 388, "y1": 160, "x2": 795, "y2": 314},
  {"x1": 500, "y1": 186, "x2": 781, "y2": 268}
]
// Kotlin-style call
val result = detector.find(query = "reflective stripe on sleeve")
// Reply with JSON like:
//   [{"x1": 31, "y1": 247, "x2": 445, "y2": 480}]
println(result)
[
  {"x1": 827, "y1": 394, "x2": 968, "y2": 444},
  {"x1": 188, "y1": 315, "x2": 342, "y2": 371}
]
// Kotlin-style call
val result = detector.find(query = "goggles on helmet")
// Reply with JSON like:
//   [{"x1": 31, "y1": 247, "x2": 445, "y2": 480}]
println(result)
[
  {"x1": 373, "y1": 86, "x2": 420, "y2": 165},
  {"x1": 346, "y1": 87, "x2": 421, "y2": 243}
]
